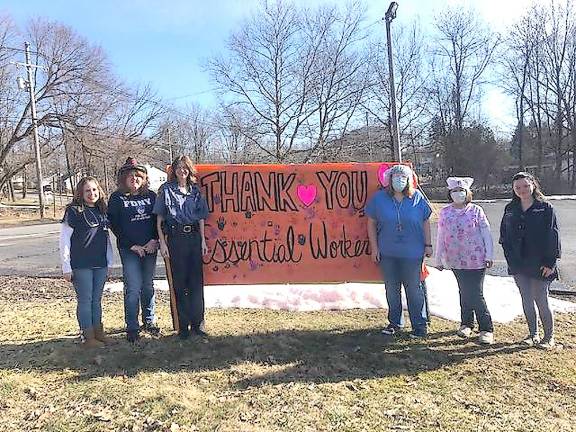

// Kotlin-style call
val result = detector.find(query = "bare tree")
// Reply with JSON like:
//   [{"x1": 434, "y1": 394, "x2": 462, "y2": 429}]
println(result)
[
  {"x1": 300, "y1": 2, "x2": 370, "y2": 162},
  {"x1": 541, "y1": 0, "x2": 576, "y2": 183},
  {"x1": 365, "y1": 19, "x2": 431, "y2": 160},
  {"x1": 213, "y1": 104, "x2": 258, "y2": 163},
  {"x1": 431, "y1": 7, "x2": 499, "y2": 132},
  {"x1": 503, "y1": 0, "x2": 576, "y2": 189},
  {"x1": 208, "y1": 0, "x2": 315, "y2": 161},
  {"x1": 500, "y1": 12, "x2": 541, "y2": 171},
  {"x1": 427, "y1": 6, "x2": 500, "y2": 177},
  {"x1": 0, "y1": 15, "x2": 168, "y2": 195},
  {"x1": 0, "y1": 18, "x2": 115, "y2": 191}
]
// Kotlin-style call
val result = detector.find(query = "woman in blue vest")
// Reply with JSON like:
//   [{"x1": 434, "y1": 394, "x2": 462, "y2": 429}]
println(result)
[
  {"x1": 108, "y1": 158, "x2": 159, "y2": 343},
  {"x1": 366, "y1": 164, "x2": 432, "y2": 338},
  {"x1": 500, "y1": 172, "x2": 561, "y2": 349},
  {"x1": 154, "y1": 155, "x2": 209, "y2": 340},
  {"x1": 59, "y1": 176, "x2": 113, "y2": 348}
]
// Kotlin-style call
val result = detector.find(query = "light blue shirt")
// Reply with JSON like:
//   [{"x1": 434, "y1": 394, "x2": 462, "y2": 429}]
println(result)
[{"x1": 365, "y1": 189, "x2": 432, "y2": 259}]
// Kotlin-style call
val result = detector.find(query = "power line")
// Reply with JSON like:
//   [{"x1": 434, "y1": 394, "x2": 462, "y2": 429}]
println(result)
[{"x1": 0, "y1": 46, "x2": 43, "y2": 56}]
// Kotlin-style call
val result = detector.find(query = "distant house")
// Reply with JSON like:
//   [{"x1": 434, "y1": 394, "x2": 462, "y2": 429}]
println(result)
[
  {"x1": 145, "y1": 164, "x2": 168, "y2": 192},
  {"x1": 63, "y1": 172, "x2": 85, "y2": 193}
]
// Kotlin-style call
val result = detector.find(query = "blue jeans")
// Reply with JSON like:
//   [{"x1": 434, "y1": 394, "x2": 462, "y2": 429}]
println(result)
[
  {"x1": 379, "y1": 256, "x2": 427, "y2": 335},
  {"x1": 72, "y1": 267, "x2": 108, "y2": 330},
  {"x1": 119, "y1": 248, "x2": 158, "y2": 332}
]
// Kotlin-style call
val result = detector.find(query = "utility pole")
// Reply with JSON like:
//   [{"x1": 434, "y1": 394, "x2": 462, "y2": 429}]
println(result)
[
  {"x1": 62, "y1": 129, "x2": 75, "y2": 196},
  {"x1": 16, "y1": 42, "x2": 45, "y2": 217},
  {"x1": 167, "y1": 126, "x2": 173, "y2": 163},
  {"x1": 384, "y1": 2, "x2": 402, "y2": 162}
]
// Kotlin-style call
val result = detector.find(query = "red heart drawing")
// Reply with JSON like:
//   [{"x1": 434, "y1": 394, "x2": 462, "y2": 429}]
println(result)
[
  {"x1": 377, "y1": 163, "x2": 393, "y2": 187},
  {"x1": 377, "y1": 163, "x2": 418, "y2": 188},
  {"x1": 297, "y1": 184, "x2": 317, "y2": 207}
]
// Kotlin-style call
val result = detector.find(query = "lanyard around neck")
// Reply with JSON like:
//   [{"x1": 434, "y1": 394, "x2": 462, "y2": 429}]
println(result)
[{"x1": 393, "y1": 198, "x2": 404, "y2": 232}]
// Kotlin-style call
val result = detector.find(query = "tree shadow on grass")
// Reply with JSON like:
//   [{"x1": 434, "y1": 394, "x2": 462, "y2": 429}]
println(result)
[{"x1": 0, "y1": 326, "x2": 530, "y2": 387}]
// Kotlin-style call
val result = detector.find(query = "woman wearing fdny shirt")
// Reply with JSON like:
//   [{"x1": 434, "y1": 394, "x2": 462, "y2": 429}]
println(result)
[
  {"x1": 366, "y1": 164, "x2": 432, "y2": 339},
  {"x1": 59, "y1": 176, "x2": 113, "y2": 348},
  {"x1": 108, "y1": 158, "x2": 159, "y2": 343},
  {"x1": 154, "y1": 155, "x2": 209, "y2": 340}
]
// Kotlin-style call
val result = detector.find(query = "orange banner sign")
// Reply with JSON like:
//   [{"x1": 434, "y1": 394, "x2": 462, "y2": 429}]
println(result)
[{"x1": 197, "y1": 162, "x2": 398, "y2": 284}]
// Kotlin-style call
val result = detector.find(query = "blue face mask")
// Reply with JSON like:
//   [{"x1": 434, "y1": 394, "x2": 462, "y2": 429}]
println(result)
[{"x1": 392, "y1": 176, "x2": 408, "y2": 192}]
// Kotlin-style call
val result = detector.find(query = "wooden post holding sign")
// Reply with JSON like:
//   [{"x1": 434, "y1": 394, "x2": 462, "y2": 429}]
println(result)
[
  {"x1": 163, "y1": 253, "x2": 180, "y2": 332},
  {"x1": 182, "y1": 162, "x2": 422, "y2": 285}
]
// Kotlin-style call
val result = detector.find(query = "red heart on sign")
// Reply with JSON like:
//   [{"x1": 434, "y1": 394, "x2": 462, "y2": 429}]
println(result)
[{"x1": 297, "y1": 184, "x2": 317, "y2": 207}]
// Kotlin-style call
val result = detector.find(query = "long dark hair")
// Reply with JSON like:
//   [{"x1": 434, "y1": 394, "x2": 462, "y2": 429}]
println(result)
[
  {"x1": 511, "y1": 171, "x2": 546, "y2": 203},
  {"x1": 168, "y1": 155, "x2": 198, "y2": 186},
  {"x1": 68, "y1": 176, "x2": 107, "y2": 214}
]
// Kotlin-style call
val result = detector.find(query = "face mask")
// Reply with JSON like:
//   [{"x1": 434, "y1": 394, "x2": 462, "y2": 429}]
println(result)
[
  {"x1": 451, "y1": 191, "x2": 467, "y2": 204},
  {"x1": 392, "y1": 176, "x2": 408, "y2": 192}
]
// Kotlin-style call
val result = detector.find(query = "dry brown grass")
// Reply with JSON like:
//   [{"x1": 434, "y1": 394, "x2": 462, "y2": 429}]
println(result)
[
  {"x1": 0, "y1": 202, "x2": 65, "y2": 227},
  {"x1": 1, "y1": 276, "x2": 576, "y2": 431}
]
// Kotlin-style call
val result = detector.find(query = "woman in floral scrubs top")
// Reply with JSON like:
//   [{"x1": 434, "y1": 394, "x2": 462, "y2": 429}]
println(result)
[{"x1": 435, "y1": 177, "x2": 495, "y2": 345}]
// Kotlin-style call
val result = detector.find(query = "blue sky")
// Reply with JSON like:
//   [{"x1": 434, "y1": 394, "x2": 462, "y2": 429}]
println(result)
[{"x1": 2, "y1": 0, "x2": 534, "y2": 134}]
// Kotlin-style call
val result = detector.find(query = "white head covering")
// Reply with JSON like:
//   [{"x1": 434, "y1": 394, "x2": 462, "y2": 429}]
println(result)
[
  {"x1": 386, "y1": 164, "x2": 413, "y2": 180},
  {"x1": 446, "y1": 177, "x2": 474, "y2": 190}
]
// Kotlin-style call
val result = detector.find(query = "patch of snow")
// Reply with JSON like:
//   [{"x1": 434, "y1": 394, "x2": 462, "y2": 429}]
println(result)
[{"x1": 104, "y1": 268, "x2": 576, "y2": 324}]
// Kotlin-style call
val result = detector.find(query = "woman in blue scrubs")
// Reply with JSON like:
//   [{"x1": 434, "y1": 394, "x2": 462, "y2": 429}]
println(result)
[{"x1": 366, "y1": 164, "x2": 433, "y2": 338}]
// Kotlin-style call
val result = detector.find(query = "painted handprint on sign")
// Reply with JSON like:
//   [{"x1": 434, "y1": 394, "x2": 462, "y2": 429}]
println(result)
[{"x1": 217, "y1": 217, "x2": 226, "y2": 231}]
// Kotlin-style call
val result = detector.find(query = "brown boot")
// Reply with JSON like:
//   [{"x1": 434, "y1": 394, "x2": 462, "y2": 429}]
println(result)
[
  {"x1": 82, "y1": 327, "x2": 104, "y2": 348},
  {"x1": 93, "y1": 323, "x2": 113, "y2": 345}
]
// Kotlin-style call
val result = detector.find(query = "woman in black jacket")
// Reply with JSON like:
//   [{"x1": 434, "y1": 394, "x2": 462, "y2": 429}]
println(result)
[{"x1": 499, "y1": 172, "x2": 561, "y2": 349}]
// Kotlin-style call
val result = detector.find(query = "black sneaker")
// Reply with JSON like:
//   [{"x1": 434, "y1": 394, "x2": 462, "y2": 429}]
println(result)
[
  {"x1": 192, "y1": 327, "x2": 209, "y2": 339},
  {"x1": 127, "y1": 330, "x2": 140, "y2": 343},
  {"x1": 142, "y1": 323, "x2": 161, "y2": 337},
  {"x1": 409, "y1": 331, "x2": 428, "y2": 339},
  {"x1": 381, "y1": 324, "x2": 400, "y2": 335}
]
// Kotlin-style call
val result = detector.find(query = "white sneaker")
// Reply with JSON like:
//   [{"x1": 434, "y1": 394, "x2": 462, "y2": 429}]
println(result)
[
  {"x1": 478, "y1": 331, "x2": 494, "y2": 345},
  {"x1": 538, "y1": 338, "x2": 556, "y2": 350},
  {"x1": 522, "y1": 335, "x2": 540, "y2": 346},
  {"x1": 456, "y1": 325, "x2": 472, "y2": 338}
]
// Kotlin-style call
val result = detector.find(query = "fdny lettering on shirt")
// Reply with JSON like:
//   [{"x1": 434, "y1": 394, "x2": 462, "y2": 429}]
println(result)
[
  {"x1": 123, "y1": 198, "x2": 152, "y2": 208},
  {"x1": 122, "y1": 197, "x2": 152, "y2": 222}
]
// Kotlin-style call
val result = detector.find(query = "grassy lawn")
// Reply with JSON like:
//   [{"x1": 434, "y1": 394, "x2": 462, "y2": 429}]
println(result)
[{"x1": 1, "y1": 276, "x2": 576, "y2": 431}]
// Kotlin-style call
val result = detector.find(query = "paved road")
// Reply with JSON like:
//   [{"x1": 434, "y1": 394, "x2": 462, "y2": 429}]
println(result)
[
  {"x1": 432, "y1": 199, "x2": 576, "y2": 291},
  {"x1": 0, "y1": 224, "x2": 166, "y2": 279},
  {"x1": 1, "y1": 199, "x2": 574, "y2": 289}
]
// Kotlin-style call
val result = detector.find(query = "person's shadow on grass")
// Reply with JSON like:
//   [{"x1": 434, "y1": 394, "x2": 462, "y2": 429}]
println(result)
[{"x1": 0, "y1": 325, "x2": 531, "y2": 387}]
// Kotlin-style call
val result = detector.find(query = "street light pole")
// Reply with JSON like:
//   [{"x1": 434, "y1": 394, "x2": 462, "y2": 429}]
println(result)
[
  {"x1": 384, "y1": 2, "x2": 402, "y2": 162},
  {"x1": 23, "y1": 42, "x2": 46, "y2": 218}
]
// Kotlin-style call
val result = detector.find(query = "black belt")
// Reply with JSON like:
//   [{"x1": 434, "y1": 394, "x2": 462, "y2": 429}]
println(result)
[{"x1": 168, "y1": 223, "x2": 199, "y2": 234}]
